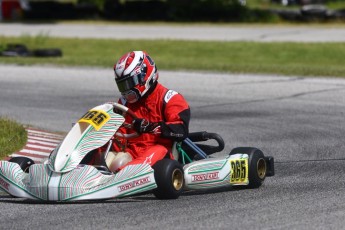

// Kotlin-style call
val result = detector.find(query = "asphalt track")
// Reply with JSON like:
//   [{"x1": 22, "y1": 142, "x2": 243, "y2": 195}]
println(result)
[
  {"x1": 1, "y1": 23, "x2": 345, "y2": 42},
  {"x1": 1, "y1": 63, "x2": 345, "y2": 229}
]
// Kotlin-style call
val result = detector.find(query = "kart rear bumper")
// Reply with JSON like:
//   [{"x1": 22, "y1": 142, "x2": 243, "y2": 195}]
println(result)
[{"x1": 265, "y1": 156, "x2": 275, "y2": 177}]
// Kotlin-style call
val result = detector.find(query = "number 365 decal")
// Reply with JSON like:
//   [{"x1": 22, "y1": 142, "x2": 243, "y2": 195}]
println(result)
[
  {"x1": 230, "y1": 159, "x2": 249, "y2": 185},
  {"x1": 79, "y1": 110, "x2": 110, "y2": 131}
]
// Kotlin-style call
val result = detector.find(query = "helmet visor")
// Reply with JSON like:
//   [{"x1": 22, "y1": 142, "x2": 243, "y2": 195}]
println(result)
[{"x1": 115, "y1": 74, "x2": 140, "y2": 93}]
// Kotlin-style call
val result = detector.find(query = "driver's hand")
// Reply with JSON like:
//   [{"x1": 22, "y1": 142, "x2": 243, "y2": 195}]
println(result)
[
  {"x1": 113, "y1": 108, "x2": 123, "y2": 115},
  {"x1": 132, "y1": 118, "x2": 160, "y2": 134}
]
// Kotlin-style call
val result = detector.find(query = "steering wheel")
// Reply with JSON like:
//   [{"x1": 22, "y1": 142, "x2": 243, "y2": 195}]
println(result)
[{"x1": 112, "y1": 103, "x2": 140, "y2": 139}]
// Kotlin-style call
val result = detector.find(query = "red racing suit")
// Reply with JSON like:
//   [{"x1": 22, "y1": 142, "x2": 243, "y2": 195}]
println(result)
[{"x1": 111, "y1": 82, "x2": 190, "y2": 169}]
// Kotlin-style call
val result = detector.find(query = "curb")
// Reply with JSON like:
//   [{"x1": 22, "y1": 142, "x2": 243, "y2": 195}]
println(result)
[{"x1": 5, "y1": 128, "x2": 64, "y2": 163}]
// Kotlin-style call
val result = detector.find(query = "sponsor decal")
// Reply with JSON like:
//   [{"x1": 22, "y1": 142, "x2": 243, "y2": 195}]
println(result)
[
  {"x1": 164, "y1": 90, "x2": 178, "y2": 103},
  {"x1": 143, "y1": 153, "x2": 154, "y2": 165},
  {"x1": 170, "y1": 132, "x2": 183, "y2": 138},
  {"x1": 0, "y1": 177, "x2": 9, "y2": 190},
  {"x1": 192, "y1": 172, "x2": 219, "y2": 182},
  {"x1": 132, "y1": 66, "x2": 141, "y2": 76},
  {"x1": 118, "y1": 176, "x2": 151, "y2": 192}
]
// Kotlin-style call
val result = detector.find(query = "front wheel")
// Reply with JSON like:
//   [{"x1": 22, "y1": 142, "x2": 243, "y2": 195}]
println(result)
[
  {"x1": 229, "y1": 147, "x2": 267, "y2": 189},
  {"x1": 9, "y1": 156, "x2": 35, "y2": 173},
  {"x1": 152, "y1": 159, "x2": 184, "y2": 199}
]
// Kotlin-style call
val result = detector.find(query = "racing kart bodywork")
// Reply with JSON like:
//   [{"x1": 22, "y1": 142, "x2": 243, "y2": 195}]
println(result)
[{"x1": 0, "y1": 103, "x2": 274, "y2": 201}]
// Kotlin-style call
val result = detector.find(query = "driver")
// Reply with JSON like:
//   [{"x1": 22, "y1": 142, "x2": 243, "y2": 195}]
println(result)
[{"x1": 104, "y1": 51, "x2": 190, "y2": 172}]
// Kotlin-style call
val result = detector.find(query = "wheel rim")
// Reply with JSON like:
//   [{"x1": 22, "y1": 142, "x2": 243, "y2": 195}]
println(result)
[
  {"x1": 172, "y1": 169, "x2": 184, "y2": 190},
  {"x1": 257, "y1": 158, "x2": 267, "y2": 180}
]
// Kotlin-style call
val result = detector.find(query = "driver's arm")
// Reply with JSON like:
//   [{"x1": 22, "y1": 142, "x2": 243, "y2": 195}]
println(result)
[{"x1": 160, "y1": 93, "x2": 190, "y2": 142}]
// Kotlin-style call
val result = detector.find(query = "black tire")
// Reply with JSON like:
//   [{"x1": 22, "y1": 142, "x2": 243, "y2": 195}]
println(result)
[
  {"x1": 33, "y1": 48, "x2": 62, "y2": 57},
  {"x1": 9, "y1": 156, "x2": 35, "y2": 173},
  {"x1": 1, "y1": 44, "x2": 30, "y2": 57},
  {"x1": 152, "y1": 159, "x2": 184, "y2": 199},
  {"x1": 229, "y1": 147, "x2": 267, "y2": 189}
]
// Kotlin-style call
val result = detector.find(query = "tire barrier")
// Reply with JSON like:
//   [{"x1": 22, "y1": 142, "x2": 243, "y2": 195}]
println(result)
[{"x1": 1, "y1": 44, "x2": 62, "y2": 57}]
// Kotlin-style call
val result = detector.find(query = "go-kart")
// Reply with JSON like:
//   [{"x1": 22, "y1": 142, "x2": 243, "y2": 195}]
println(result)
[{"x1": 0, "y1": 103, "x2": 274, "y2": 201}]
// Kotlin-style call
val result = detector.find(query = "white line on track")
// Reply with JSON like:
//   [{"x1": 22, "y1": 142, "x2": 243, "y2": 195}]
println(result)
[
  {"x1": 27, "y1": 140, "x2": 58, "y2": 147},
  {"x1": 27, "y1": 136, "x2": 61, "y2": 144},
  {"x1": 28, "y1": 130, "x2": 63, "y2": 137},
  {"x1": 27, "y1": 128, "x2": 64, "y2": 137},
  {"x1": 26, "y1": 144, "x2": 55, "y2": 151},
  {"x1": 18, "y1": 149, "x2": 51, "y2": 157}
]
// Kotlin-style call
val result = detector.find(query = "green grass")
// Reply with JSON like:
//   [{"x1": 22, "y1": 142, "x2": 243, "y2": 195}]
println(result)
[
  {"x1": 1, "y1": 35, "x2": 345, "y2": 77},
  {"x1": 0, "y1": 118, "x2": 27, "y2": 160},
  {"x1": 247, "y1": 0, "x2": 345, "y2": 10}
]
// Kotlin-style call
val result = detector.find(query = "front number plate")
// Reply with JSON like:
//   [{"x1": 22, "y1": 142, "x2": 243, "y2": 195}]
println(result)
[{"x1": 79, "y1": 109, "x2": 110, "y2": 131}]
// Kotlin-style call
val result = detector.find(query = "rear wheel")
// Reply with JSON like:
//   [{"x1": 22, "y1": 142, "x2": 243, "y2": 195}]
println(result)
[
  {"x1": 229, "y1": 147, "x2": 267, "y2": 188},
  {"x1": 9, "y1": 156, "x2": 35, "y2": 173},
  {"x1": 152, "y1": 159, "x2": 184, "y2": 199}
]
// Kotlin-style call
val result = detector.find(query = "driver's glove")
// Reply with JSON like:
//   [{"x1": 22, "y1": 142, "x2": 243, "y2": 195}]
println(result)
[{"x1": 132, "y1": 118, "x2": 160, "y2": 134}]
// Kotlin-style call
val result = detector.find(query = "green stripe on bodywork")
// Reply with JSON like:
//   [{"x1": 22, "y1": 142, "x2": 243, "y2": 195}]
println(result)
[
  {"x1": 117, "y1": 184, "x2": 157, "y2": 198},
  {"x1": 187, "y1": 160, "x2": 228, "y2": 174},
  {"x1": 60, "y1": 125, "x2": 93, "y2": 171},
  {"x1": 57, "y1": 172, "x2": 64, "y2": 201},
  {"x1": 61, "y1": 171, "x2": 154, "y2": 201},
  {"x1": 46, "y1": 169, "x2": 54, "y2": 200},
  {"x1": 0, "y1": 174, "x2": 44, "y2": 201},
  {"x1": 61, "y1": 107, "x2": 114, "y2": 171}
]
